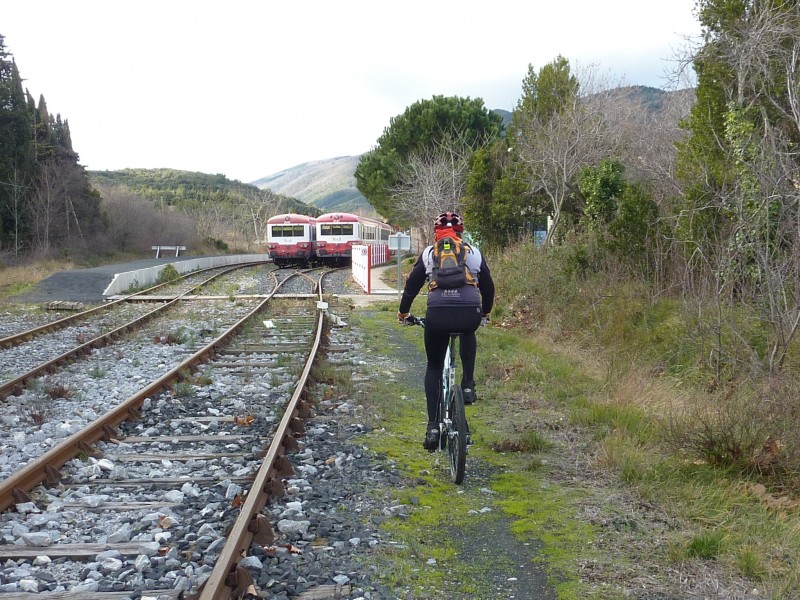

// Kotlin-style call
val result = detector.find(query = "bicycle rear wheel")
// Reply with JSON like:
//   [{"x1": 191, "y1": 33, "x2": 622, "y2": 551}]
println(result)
[{"x1": 448, "y1": 384, "x2": 468, "y2": 484}]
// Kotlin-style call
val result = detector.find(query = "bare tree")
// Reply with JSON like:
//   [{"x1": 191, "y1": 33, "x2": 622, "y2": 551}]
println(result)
[
  {"x1": 390, "y1": 128, "x2": 488, "y2": 246},
  {"x1": 26, "y1": 156, "x2": 97, "y2": 253},
  {"x1": 513, "y1": 65, "x2": 628, "y2": 245},
  {"x1": 29, "y1": 159, "x2": 64, "y2": 253},
  {"x1": 239, "y1": 188, "x2": 277, "y2": 244},
  {"x1": 622, "y1": 88, "x2": 694, "y2": 204},
  {"x1": 99, "y1": 184, "x2": 199, "y2": 253},
  {"x1": 176, "y1": 194, "x2": 243, "y2": 249},
  {"x1": 6, "y1": 167, "x2": 30, "y2": 257},
  {"x1": 729, "y1": 119, "x2": 800, "y2": 372}
]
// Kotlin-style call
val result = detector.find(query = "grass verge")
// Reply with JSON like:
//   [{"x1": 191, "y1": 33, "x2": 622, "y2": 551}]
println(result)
[
  {"x1": 0, "y1": 259, "x2": 76, "y2": 298},
  {"x1": 346, "y1": 298, "x2": 800, "y2": 598},
  {"x1": 349, "y1": 302, "x2": 606, "y2": 598}
]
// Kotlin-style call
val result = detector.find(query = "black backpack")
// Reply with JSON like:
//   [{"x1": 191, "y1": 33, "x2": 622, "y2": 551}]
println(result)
[{"x1": 428, "y1": 235, "x2": 477, "y2": 290}]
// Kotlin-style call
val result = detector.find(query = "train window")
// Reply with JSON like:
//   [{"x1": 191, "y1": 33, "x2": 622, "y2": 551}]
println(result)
[
  {"x1": 271, "y1": 225, "x2": 306, "y2": 237},
  {"x1": 320, "y1": 224, "x2": 354, "y2": 236}
]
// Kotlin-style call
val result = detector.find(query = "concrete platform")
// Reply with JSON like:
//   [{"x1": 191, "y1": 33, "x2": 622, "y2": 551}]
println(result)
[
  {"x1": 335, "y1": 264, "x2": 400, "y2": 307},
  {"x1": 9, "y1": 256, "x2": 204, "y2": 304}
]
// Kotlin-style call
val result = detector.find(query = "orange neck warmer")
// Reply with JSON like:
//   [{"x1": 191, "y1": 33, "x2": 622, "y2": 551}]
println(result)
[{"x1": 434, "y1": 227, "x2": 459, "y2": 242}]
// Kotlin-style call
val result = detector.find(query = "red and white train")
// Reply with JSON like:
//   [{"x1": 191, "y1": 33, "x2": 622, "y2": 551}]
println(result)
[
  {"x1": 265, "y1": 213, "x2": 316, "y2": 267},
  {"x1": 314, "y1": 212, "x2": 393, "y2": 266},
  {"x1": 265, "y1": 212, "x2": 393, "y2": 267}
]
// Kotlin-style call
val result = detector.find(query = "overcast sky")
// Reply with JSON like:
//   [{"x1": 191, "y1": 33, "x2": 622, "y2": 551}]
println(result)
[{"x1": 3, "y1": 0, "x2": 701, "y2": 184}]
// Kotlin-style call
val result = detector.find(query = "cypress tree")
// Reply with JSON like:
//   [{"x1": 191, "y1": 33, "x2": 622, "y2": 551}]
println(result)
[{"x1": 0, "y1": 36, "x2": 35, "y2": 248}]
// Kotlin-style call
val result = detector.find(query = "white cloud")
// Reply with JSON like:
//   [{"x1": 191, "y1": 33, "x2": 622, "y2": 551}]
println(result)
[{"x1": 2, "y1": 0, "x2": 701, "y2": 182}]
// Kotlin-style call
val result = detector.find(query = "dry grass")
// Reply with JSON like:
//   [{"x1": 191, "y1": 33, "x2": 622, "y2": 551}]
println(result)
[
  {"x1": 610, "y1": 369, "x2": 698, "y2": 415},
  {"x1": 0, "y1": 259, "x2": 76, "y2": 295}
]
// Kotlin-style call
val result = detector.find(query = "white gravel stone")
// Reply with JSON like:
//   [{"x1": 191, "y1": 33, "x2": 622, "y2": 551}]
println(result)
[
  {"x1": 134, "y1": 554, "x2": 151, "y2": 572},
  {"x1": 21, "y1": 532, "x2": 52, "y2": 546},
  {"x1": 276, "y1": 519, "x2": 311, "y2": 536},
  {"x1": 164, "y1": 490, "x2": 185, "y2": 503}
]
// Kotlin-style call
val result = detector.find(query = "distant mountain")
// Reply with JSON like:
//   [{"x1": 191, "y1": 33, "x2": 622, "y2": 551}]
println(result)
[
  {"x1": 493, "y1": 108, "x2": 512, "y2": 129},
  {"x1": 615, "y1": 85, "x2": 681, "y2": 112},
  {"x1": 251, "y1": 156, "x2": 371, "y2": 214}
]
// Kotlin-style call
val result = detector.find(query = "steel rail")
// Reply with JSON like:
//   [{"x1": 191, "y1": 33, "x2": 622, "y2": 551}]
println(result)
[
  {"x1": 0, "y1": 263, "x2": 265, "y2": 400},
  {"x1": 0, "y1": 262, "x2": 264, "y2": 349},
  {"x1": 194, "y1": 270, "x2": 330, "y2": 600},
  {"x1": 0, "y1": 269, "x2": 289, "y2": 512}
]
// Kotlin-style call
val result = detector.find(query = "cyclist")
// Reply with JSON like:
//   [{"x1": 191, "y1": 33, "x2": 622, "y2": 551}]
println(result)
[{"x1": 397, "y1": 212, "x2": 495, "y2": 451}]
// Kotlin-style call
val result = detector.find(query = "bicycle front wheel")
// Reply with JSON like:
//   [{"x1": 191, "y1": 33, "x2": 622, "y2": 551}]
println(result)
[{"x1": 448, "y1": 384, "x2": 468, "y2": 484}]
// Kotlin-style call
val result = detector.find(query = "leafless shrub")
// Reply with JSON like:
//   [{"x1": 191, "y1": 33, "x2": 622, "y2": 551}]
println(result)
[
  {"x1": 97, "y1": 184, "x2": 199, "y2": 253},
  {"x1": 45, "y1": 382, "x2": 72, "y2": 400},
  {"x1": 154, "y1": 333, "x2": 182, "y2": 345},
  {"x1": 26, "y1": 399, "x2": 53, "y2": 425},
  {"x1": 666, "y1": 375, "x2": 800, "y2": 489}
]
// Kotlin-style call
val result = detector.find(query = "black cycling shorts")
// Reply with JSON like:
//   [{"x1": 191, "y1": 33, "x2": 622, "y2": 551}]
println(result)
[{"x1": 424, "y1": 305, "x2": 481, "y2": 334}]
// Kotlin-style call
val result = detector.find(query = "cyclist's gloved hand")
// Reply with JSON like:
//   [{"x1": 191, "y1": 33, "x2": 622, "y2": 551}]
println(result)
[
  {"x1": 398, "y1": 312, "x2": 412, "y2": 325},
  {"x1": 480, "y1": 313, "x2": 491, "y2": 327}
]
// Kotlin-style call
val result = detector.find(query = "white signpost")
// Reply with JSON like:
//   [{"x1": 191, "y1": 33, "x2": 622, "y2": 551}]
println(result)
[
  {"x1": 351, "y1": 245, "x2": 371, "y2": 293},
  {"x1": 388, "y1": 233, "x2": 411, "y2": 300}
]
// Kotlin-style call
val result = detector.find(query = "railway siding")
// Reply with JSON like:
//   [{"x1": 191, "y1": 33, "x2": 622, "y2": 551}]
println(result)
[{"x1": 0, "y1": 267, "x2": 407, "y2": 597}]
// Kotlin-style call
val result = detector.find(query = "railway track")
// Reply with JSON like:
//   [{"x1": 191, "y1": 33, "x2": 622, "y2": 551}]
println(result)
[
  {"x1": 0, "y1": 263, "x2": 276, "y2": 400},
  {"x1": 0, "y1": 267, "x2": 380, "y2": 598},
  {"x1": 0, "y1": 263, "x2": 261, "y2": 348},
  {"x1": 0, "y1": 262, "x2": 274, "y2": 343}
]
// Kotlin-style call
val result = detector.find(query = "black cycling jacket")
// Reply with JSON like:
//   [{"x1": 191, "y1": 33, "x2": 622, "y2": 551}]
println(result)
[{"x1": 398, "y1": 246, "x2": 495, "y2": 316}]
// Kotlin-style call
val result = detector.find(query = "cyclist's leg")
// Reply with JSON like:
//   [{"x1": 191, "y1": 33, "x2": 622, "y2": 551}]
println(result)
[
  {"x1": 423, "y1": 310, "x2": 450, "y2": 450},
  {"x1": 459, "y1": 329, "x2": 477, "y2": 386},
  {"x1": 456, "y1": 309, "x2": 481, "y2": 404}
]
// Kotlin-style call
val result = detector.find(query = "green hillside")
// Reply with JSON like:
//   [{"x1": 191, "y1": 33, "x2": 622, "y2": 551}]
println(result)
[{"x1": 91, "y1": 168, "x2": 314, "y2": 215}]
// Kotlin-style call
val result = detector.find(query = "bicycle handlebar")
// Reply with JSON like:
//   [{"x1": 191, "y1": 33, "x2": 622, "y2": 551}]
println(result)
[{"x1": 405, "y1": 315, "x2": 425, "y2": 327}]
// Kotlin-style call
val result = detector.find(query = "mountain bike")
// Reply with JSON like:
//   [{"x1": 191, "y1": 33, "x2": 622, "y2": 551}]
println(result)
[{"x1": 407, "y1": 316, "x2": 468, "y2": 484}]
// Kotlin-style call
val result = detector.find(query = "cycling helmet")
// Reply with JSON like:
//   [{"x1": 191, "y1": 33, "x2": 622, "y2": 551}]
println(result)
[{"x1": 433, "y1": 211, "x2": 464, "y2": 232}]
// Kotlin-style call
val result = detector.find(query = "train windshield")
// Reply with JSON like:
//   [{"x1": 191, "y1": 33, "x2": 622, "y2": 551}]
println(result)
[
  {"x1": 320, "y1": 224, "x2": 354, "y2": 236},
  {"x1": 271, "y1": 225, "x2": 306, "y2": 237}
]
